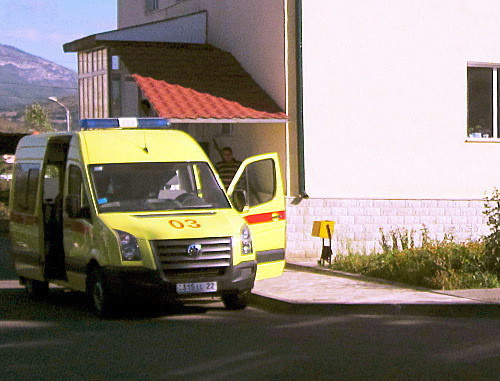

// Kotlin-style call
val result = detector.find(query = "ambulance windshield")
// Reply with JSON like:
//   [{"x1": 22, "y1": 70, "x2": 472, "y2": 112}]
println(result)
[{"x1": 90, "y1": 162, "x2": 230, "y2": 213}]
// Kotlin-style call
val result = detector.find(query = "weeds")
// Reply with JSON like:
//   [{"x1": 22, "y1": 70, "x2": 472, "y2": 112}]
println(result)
[{"x1": 331, "y1": 224, "x2": 500, "y2": 290}]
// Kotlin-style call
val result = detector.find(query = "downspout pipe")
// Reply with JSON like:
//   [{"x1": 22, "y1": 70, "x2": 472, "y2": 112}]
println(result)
[{"x1": 295, "y1": 0, "x2": 308, "y2": 199}]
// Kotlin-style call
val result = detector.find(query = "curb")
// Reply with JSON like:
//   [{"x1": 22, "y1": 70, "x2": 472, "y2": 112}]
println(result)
[{"x1": 249, "y1": 293, "x2": 500, "y2": 318}]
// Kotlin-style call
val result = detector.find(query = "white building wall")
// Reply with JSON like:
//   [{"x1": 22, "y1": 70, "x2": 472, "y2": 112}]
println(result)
[
  {"x1": 301, "y1": 0, "x2": 500, "y2": 200},
  {"x1": 282, "y1": 0, "x2": 500, "y2": 260}
]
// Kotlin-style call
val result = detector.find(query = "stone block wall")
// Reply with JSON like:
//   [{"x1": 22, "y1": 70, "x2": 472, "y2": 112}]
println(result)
[{"x1": 285, "y1": 197, "x2": 490, "y2": 261}]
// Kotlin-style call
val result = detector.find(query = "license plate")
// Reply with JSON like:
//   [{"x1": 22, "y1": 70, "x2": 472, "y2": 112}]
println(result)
[{"x1": 176, "y1": 282, "x2": 217, "y2": 294}]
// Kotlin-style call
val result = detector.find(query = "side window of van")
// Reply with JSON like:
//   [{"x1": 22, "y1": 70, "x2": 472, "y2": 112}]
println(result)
[
  {"x1": 68, "y1": 165, "x2": 89, "y2": 209},
  {"x1": 234, "y1": 159, "x2": 276, "y2": 207},
  {"x1": 43, "y1": 165, "x2": 60, "y2": 202},
  {"x1": 13, "y1": 163, "x2": 40, "y2": 214}
]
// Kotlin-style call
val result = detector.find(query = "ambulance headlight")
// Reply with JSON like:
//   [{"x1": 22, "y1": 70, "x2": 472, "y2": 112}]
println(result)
[
  {"x1": 240, "y1": 225, "x2": 253, "y2": 255},
  {"x1": 115, "y1": 230, "x2": 142, "y2": 261}
]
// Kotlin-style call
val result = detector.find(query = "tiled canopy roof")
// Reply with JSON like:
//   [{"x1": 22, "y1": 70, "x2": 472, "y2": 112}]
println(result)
[
  {"x1": 112, "y1": 42, "x2": 287, "y2": 121},
  {"x1": 134, "y1": 74, "x2": 287, "y2": 121}
]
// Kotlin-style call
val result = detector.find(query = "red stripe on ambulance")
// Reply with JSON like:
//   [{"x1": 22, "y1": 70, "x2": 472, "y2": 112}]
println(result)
[{"x1": 243, "y1": 210, "x2": 286, "y2": 225}]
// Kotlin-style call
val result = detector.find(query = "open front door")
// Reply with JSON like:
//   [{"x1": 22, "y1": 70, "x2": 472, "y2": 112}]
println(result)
[{"x1": 228, "y1": 153, "x2": 285, "y2": 280}]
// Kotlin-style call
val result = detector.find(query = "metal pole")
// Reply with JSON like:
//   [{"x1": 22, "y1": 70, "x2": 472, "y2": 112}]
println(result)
[
  {"x1": 65, "y1": 107, "x2": 71, "y2": 132},
  {"x1": 48, "y1": 97, "x2": 71, "y2": 131},
  {"x1": 295, "y1": 0, "x2": 308, "y2": 198}
]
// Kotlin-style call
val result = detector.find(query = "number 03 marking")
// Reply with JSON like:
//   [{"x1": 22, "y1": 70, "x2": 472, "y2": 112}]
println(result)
[{"x1": 168, "y1": 219, "x2": 201, "y2": 229}]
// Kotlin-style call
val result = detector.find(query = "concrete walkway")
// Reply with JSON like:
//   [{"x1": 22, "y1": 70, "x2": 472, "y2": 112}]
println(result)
[{"x1": 251, "y1": 263, "x2": 500, "y2": 317}]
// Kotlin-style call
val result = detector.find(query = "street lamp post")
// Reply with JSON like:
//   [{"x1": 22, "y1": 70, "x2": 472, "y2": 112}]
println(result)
[{"x1": 48, "y1": 97, "x2": 71, "y2": 132}]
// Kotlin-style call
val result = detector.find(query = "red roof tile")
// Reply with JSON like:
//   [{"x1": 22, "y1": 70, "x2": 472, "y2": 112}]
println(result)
[{"x1": 133, "y1": 74, "x2": 288, "y2": 120}]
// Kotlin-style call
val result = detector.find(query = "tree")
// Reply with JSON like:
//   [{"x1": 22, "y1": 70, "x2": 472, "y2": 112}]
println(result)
[{"x1": 24, "y1": 103, "x2": 52, "y2": 132}]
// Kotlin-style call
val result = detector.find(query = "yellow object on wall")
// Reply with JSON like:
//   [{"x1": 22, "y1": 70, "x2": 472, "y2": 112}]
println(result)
[{"x1": 311, "y1": 220, "x2": 335, "y2": 239}]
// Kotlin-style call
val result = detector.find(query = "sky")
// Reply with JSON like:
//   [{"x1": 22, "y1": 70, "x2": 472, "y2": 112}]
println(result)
[{"x1": 0, "y1": 0, "x2": 117, "y2": 71}]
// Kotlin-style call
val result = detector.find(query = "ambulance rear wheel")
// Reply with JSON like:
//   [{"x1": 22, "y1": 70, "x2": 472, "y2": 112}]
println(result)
[
  {"x1": 24, "y1": 278, "x2": 49, "y2": 299},
  {"x1": 88, "y1": 268, "x2": 115, "y2": 318},
  {"x1": 222, "y1": 291, "x2": 249, "y2": 310}
]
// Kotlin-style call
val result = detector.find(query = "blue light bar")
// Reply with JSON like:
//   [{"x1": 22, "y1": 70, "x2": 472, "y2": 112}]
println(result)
[
  {"x1": 137, "y1": 118, "x2": 170, "y2": 128},
  {"x1": 80, "y1": 118, "x2": 170, "y2": 130},
  {"x1": 80, "y1": 119, "x2": 119, "y2": 129}
]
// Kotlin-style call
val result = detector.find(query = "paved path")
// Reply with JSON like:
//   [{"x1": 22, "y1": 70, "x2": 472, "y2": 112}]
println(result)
[
  {"x1": 253, "y1": 269, "x2": 481, "y2": 304},
  {"x1": 252, "y1": 266, "x2": 499, "y2": 317}
]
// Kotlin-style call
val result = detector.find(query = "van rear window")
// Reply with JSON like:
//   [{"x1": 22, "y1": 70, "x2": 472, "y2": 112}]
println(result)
[{"x1": 89, "y1": 162, "x2": 230, "y2": 213}]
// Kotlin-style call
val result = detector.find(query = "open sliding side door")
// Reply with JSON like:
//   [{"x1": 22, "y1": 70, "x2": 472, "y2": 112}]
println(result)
[{"x1": 228, "y1": 153, "x2": 286, "y2": 280}]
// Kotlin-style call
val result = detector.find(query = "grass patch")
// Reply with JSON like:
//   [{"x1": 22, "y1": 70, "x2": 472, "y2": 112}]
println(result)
[{"x1": 331, "y1": 238, "x2": 499, "y2": 290}]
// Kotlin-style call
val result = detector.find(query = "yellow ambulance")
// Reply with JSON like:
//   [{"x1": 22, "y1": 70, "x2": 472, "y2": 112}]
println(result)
[{"x1": 9, "y1": 118, "x2": 285, "y2": 316}]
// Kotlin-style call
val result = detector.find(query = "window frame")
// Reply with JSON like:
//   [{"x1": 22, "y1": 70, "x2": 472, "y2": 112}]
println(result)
[
  {"x1": 467, "y1": 62, "x2": 500, "y2": 142},
  {"x1": 145, "y1": 0, "x2": 159, "y2": 13},
  {"x1": 67, "y1": 164, "x2": 90, "y2": 212},
  {"x1": 235, "y1": 158, "x2": 276, "y2": 208}
]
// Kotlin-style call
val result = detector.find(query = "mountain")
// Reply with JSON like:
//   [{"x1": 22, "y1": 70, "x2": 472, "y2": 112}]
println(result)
[{"x1": 0, "y1": 44, "x2": 77, "y2": 110}]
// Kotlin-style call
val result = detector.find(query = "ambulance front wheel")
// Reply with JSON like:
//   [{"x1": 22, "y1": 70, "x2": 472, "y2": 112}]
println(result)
[
  {"x1": 24, "y1": 278, "x2": 49, "y2": 299},
  {"x1": 222, "y1": 290, "x2": 250, "y2": 310},
  {"x1": 88, "y1": 268, "x2": 115, "y2": 318}
]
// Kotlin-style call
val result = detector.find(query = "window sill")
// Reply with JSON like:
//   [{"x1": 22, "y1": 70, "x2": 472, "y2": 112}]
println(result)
[{"x1": 465, "y1": 138, "x2": 500, "y2": 143}]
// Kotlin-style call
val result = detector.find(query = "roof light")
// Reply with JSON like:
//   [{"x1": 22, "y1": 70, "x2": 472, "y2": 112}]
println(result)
[
  {"x1": 80, "y1": 119, "x2": 120, "y2": 129},
  {"x1": 80, "y1": 118, "x2": 170, "y2": 130},
  {"x1": 136, "y1": 118, "x2": 170, "y2": 128}
]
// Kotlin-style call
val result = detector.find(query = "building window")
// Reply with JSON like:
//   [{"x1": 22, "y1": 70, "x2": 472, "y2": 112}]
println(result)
[
  {"x1": 110, "y1": 74, "x2": 121, "y2": 117},
  {"x1": 467, "y1": 65, "x2": 500, "y2": 138},
  {"x1": 111, "y1": 55, "x2": 120, "y2": 71},
  {"x1": 145, "y1": 0, "x2": 159, "y2": 13}
]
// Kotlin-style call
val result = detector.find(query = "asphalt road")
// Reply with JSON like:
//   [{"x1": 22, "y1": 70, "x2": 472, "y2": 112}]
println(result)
[{"x1": 1, "y1": 236, "x2": 499, "y2": 380}]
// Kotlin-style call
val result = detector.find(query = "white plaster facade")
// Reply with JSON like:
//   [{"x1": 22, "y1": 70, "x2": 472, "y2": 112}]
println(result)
[{"x1": 301, "y1": 0, "x2": 500, "y2": 200}]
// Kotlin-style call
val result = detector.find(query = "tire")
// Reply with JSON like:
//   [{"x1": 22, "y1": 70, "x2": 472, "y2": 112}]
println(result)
[
  {"x1": 222, "y1": 291, "x2": 249, "y2": 310},
  {"x1": 88, "y1": 268, "x2": 115, "y2": 318},
  {"x1": 25, "y1": 278, "x2": 49, "y2": 299}
]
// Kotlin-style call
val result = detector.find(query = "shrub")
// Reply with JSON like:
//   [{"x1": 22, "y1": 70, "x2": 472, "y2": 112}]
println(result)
[
  {"x1": 483, "y1": 189, "x2": 500, "y2": 277},
  {"x1": 331, "y1": 227, "x2": 500, "y2": 290}
]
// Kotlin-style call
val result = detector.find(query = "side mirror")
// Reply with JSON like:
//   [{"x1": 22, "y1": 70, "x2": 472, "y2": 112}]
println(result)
[
  {"x1": 231, "y1": 189, "x2": 248, "y2": 212},
  {"x1": 66, "y1": 195, "x2": 91, "y2": 219}
]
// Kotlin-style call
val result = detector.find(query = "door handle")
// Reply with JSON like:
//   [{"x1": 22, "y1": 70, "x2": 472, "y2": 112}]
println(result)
[{"x1": 271, "y1": 212, "x2": 281, "y2": 221}]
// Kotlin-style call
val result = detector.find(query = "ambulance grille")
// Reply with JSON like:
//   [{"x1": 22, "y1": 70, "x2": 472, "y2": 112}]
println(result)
[{"x1": 151, "y1": 237, "x2": 232, "y2": 279}]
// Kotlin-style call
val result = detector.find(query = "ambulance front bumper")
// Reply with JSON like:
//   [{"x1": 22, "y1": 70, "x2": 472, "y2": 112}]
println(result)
[{"x1": 101, "y1": 260, "x2": 257, "y2": 298}]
